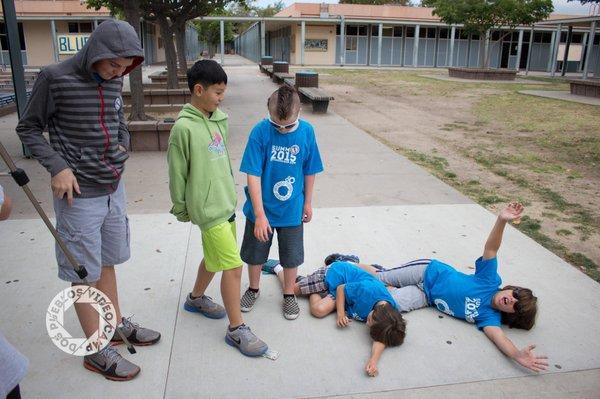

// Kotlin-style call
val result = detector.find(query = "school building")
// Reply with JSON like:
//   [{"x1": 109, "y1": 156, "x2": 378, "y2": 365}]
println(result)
[
  {"x1": 0, "y1": 0, "x2": 178, "y2": 68},
  {"x1": 234, "y1": 3, "x2": 600, "y2": 76}
]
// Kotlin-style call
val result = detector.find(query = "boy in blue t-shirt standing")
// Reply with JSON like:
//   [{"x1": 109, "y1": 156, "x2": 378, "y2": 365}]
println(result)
[{"x1": 239, "y1": 86, "x2": 324, "y2": 320}]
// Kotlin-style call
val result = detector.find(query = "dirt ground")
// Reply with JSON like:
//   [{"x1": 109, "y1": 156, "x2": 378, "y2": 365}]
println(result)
[{"x1": 316, "y1": 69, "x2": 600, "y2": 282}]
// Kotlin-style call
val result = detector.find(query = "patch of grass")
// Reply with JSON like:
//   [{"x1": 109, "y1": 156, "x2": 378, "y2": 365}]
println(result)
[
  {"x1": 566, "y1": 252, "x2": 598, "y2": 271},
  {"x1": 555, "y1": 229, "x2": 573, "y2": 236}
]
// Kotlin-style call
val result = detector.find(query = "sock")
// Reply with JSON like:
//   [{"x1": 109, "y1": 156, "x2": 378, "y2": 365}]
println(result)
[
  {"x1": 228, "y1": 323, "x2": 245, "y2": 332},
  {"x1": 283, "y1": 294, "x2": 294, "y2": 299},
  {"x1": 273, "y1": 265, "x2": 283, "y2": 274},
  {"x1": 248, "y1": 287, "x2": 259, "y2": 293}
]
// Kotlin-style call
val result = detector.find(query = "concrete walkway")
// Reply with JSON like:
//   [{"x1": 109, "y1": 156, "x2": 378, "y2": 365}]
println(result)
[
  {"x1": 519, "y1": 89, "x2": 600, "y2": 106},
  {"x1": 1, "y1": 61, "x2": 599, "y2": 399}
]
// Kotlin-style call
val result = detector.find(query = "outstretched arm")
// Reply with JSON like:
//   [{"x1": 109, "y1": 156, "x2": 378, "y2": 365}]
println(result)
[
  {"x1": 483, "y1": 202, "x2": 524, "y2": 260},
  {"x1": 483, "y1": 326, "x2": 548, "y2": 372},
  {"x1": 365, "y1": 341, "x2": 385, "y2": 377}
]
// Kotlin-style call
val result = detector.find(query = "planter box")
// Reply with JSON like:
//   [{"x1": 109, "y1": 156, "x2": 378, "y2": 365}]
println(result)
[
  {"x1": 122, "y1": 89, "x2": 190, "y2": 106},
  {"x1": 295, "y1": 71, "x2": 319, "y2": 88},
  {"x1": 569, "y1": 78, "x2": 600, "y2": 98},
  {"x1": 128, "y1": 120, "x2": 175, "y2": 151},
  {"x1": 448, "y1": 67, "x2": 517, "y2": 81}
]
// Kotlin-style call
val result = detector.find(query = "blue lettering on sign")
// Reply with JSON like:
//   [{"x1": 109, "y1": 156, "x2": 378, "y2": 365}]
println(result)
[{"x1": 59, "y1": 37, "x2": 68, "y2": 52}]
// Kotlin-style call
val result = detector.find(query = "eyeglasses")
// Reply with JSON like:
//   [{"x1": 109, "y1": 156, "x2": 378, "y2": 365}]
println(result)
[{"x1": 268, "y1": 117, "x2": 299, "y2": 130}]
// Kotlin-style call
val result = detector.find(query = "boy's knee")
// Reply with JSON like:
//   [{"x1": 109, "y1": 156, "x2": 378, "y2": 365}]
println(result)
[
  {"x1": 224, "y1": 266, "x2": 242, "y2": 278},
  {"x1": 310, "y1": 303, "x2": 330, "y2": 318}
]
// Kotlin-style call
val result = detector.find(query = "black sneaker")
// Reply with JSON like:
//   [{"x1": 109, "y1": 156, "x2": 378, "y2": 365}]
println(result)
[{"x1": 324, "y1": 253, "x2": 360, "y2": 266}]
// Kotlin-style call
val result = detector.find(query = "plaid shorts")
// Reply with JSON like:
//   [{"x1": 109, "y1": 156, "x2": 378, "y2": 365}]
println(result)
[{"x1": 297, "y1": 265, "x2": 330, "y2": 296}]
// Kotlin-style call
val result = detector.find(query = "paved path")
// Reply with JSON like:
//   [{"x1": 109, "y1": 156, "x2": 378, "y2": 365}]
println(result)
[{"x1": 1, "y1": 61, "x2": 599, "y2": 399}]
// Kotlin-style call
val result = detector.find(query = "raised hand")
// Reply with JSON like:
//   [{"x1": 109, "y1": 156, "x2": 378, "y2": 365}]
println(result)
[
  {"x1": 500, "y1": 202, "x2": 524, "y2": 222},
  {"x1": 515, "y1": 344, "x2": 548, "y2": 372}
]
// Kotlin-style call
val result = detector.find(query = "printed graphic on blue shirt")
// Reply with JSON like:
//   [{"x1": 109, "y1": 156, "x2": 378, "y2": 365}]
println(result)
[
  {"x1": 240, "y1": 119, "x2": 324, "y2": 227},
  {"x1": 423, "y1": 257, "x2": 502, "y2": 329}
]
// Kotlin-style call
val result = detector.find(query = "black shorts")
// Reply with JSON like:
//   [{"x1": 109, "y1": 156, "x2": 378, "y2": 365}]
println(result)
[{"x1": 240, "y1": 219, "x2": 304, "y2": 268}]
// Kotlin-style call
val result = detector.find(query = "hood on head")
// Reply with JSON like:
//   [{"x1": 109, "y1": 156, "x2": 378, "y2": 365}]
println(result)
[{"x1": 74, "y1": 19, "x2": 144, "y2": 79}]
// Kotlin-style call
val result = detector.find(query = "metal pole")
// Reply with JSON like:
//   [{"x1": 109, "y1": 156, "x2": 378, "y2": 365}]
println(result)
[
  {"x1": 561, "y1": 25, "x2": 573, "y2": 76},
  {"x1": 547, "y1": 30, "x2": 556, "y2": 72},
  {"x1": 377, "y1": 23, "x2": 383, "y2": 67},
  {"x1": 582, "y1": 21, "x2": 596, "y2": 80},
  {"x1": 50, "y1": 20, "x2": 59, "y2": 63},
  {"x1": 340, "y1": 17, "x2": 345, "y2": 66},
  {"x1": 1, "y1": 0, "x2": 30, "y2": 157},
  {"x1": 579, "y1": 32, "x2": 588, "y2": 71},
  {"x1": 449, "y1": 25, "x2": 455, "y2": 67},
  {"x1": 466, "y1": 33, "x2": 472, "y2": 67},
  {"x1": 301, "y1": 20, "x2": 305, "y2": 66},
  {"x1": 400, "y1": 25, "x2": 405, "y2": 67},
  {"x1": 433, "y1": 27, "x2": 439, "y2": 67},
  {"x1": 220, "y1": 19, "x2": 224, "y2": 66},
  {"x1": 413, "y1": 24, "x2": 420, "y2": 67},
  {"x1": 525, "y1": 27, "x2": 534, "y2": 75},
  {"x1": 515, "y1": 29, "x2": 524, "y2": 70},
  {"x1": 551, "y1": 24, "x2": 561, "y2": 77},
  {"x1": 260, "y1": 20, "x2": 266, "y2": 58},
  {"x1": 93, "y1": 19, "x2": 99, "y2": 29},
  {"x1": 483, "y1": 30, "x2": 490, "y2": 68}
]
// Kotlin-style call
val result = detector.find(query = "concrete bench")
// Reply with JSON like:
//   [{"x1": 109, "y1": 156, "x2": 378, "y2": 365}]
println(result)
[
  {"x1": 273, "y1": 72, "x2": 294, "y2": 84},
  {"x1": 297, "y1": 87, "x2": 334, "y2": 113}
]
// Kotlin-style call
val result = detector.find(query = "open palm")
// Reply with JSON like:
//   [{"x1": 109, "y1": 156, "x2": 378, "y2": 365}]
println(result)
[{"x1": 500, "y1": 202, "x2": 524, "y2": 222}]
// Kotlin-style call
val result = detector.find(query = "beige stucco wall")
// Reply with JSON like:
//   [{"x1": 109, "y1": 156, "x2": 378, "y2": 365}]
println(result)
[
  {"x1": 22, "y1": 20, "x2": 55, "y2": 67},
  {"x1": 290, "y1": 24, "x2": 336, "y2": 65}
]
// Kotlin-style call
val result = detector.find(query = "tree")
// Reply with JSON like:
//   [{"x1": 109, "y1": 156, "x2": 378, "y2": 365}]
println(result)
[
  {"x1": 193, "y1": 17, "x2": 234, "y2": 58},
  {"x1": 86, "y1": 0, "x2": 149, "y2": 121},
  {"x1": 339, "y1": 0, "x2": 411, "y2": 4},
  {"x1": 422, "y1": 0, "x2": 553, "y2": 68}
]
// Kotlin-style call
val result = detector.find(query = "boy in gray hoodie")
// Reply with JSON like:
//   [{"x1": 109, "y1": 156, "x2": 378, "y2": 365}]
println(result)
[{"x1": 16, "y1": 20, "x2": 160, "y2": 381}]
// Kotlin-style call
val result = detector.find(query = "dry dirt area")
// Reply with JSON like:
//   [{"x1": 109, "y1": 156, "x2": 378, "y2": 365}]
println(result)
[{"x1": 316, "y1": 69, "x2": 600, "y2": 282}]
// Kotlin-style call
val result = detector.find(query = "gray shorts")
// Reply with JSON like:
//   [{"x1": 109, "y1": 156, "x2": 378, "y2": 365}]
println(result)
[
  {"x1": 53, "y1": 181, "x2": 130, "y2": 283},
  {"x1": 240, "y1": 220, "x2": 304, "y2": 268},
  {"x1": 376, "y1": 259, "x2": 431, "y2": 313}
]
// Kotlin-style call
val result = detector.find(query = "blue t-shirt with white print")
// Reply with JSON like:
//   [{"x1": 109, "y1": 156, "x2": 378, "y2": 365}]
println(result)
[
  {"x1": 240, "y1": 119, "x2": 324, "y2": 227},
  {"x1": 423, "y1": 257, "x2": 502, "y2": 330},
  {"x1": 325, "y1": 261, "x2": 397, "y2": 322}
]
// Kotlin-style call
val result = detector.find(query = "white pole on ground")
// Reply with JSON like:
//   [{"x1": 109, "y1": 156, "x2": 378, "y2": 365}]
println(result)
[
  {"x1": 551, "y1": 24, "x2": 561, "y2": 77},
  {"x1": 449, "y1": 25, "x2": 455, "y2": 67},
  {"x1": 515, "y1": 29, "x2": 524, "y2": 70},
  {"x1": 340, "y1": 17, "x2": 346, "y2": 66},
  {"x1": 377, "y1": 23, "x2": 383, "y2": 67},
  {"x1": 50, "y1": 20, "x2": 59, "y2": 63},
  {"x1": 260, "y1": 20, "x2": 266, "y2": 58},
  {"x1": 220, "y1": 20, "x2": 225, "y2": 66},
  {"x1": 301, "y1": 20, "x2": 305, "y2": 66},
  {"x1": 413, "y1": 24, "x2": 420, "y2": 67},
  {"x1": 582, "y1": 21, "x2": 596, "y2": 80},
  {"x1": 525, "y1": 27, "x2": 534, "y2": 75}
]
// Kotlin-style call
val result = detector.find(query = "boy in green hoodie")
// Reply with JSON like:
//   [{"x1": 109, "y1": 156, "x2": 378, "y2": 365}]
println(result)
[{"x1": 167, "y1": 60, "x2": 268, "y2": 357}]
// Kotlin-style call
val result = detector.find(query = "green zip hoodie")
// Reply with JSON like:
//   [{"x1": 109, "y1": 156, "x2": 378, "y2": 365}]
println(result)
[{"x1": 167, "y1": 104, "x2": 236, "y2": 230}]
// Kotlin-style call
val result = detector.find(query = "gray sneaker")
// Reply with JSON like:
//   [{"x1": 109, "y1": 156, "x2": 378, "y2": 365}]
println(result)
[
  {"x1": 240, "y1": 288, "x2": 260, "y2": 312},
  {"x1": 111, "y1": 316, "x2": 161, "y2": 346},
  {"x1": 283, "y1": 296, "x2": 300, "y2": 320},
  {"x1": 184, "y1": 293, "x2": 226, "y2": 319},
  {"x1": 225, "y1": 324, "x2": 268, "y2": 357},
  {"x1": 84, "y1": 345, "x2": 140, "y2": 381}
]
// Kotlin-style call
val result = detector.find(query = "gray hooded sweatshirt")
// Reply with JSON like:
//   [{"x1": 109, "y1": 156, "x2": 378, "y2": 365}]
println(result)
[{"x1": 16, "y1": 19, "x2": 144, "y2": 198}]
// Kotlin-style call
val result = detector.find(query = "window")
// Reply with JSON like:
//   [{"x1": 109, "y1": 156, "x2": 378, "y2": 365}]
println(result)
[
  {"x1": 523, "y1": 31, "x2": 530, "y2": 42},
  {"x1": 419, "y1": 28, "x2": 427, "y2": 38},
  {"x1": 383, "y1": 27, "x2": 393, "y2": 37},
  {"x1": 471, "y1": 33, "x2": 480, "y2": 40},
  {"x1": 594, "y1": 34, "x2": 599, "y2": 45},
  {"x1": 439, "y1": 28, "x2": 448, "y2": 39},
  {"x1": 68, "y1": 22, "x2": 94, "y2": 33},
  {"x1": 346, "y1": 25, "x2": 358, "y2": 36},
  {"x1": 345, "y1": 36, "x2": 357, "y2": 51},
  {"x1": 427, "y1": 28, "x2": 436, "y2": 38},
  {"x1": 358, "y1": 25, "x2": 367, "y2": 36},
  {"x1": 458, "y1": 29, "x2": 469, "y2": 39},
  {"x1": 491, "y1": 31, "x2": 501, "y2": 41},
  {"x1": 336, "y1": 25, "x2": 341, "y2": 35},
  {"x1": 571, "y1": 33, "x2": 582, "y2": 44},
  {"x1": 406, "y1": 27, "x2": 415, "y2": 37},
  {"x1": 0, "y1": 22, "x2": 26, "y2": 50},
  {"x1": 394, "y1": 26, "x2": 404, "y2": 37}
]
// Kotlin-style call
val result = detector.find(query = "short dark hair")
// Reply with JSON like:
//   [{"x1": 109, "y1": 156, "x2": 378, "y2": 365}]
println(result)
[
  {"x1": 500, "y1": 285, "x2": 538, "y2": 330},
  {"x1": 369, "y1": 302, "x2": 406, "y2": 347},
  {"x1": 267, "y1": 85, "x2": 300, "y2": 120},
  {"x1": 187, "y1": 60, "x2": 228, "y2": 93}
]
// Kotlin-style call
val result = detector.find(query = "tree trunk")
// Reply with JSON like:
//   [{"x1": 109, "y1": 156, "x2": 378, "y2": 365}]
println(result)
[
  {"x1": 122, "y1": 0, "x2": 148, "y2": 121},
  {"x1": 157, "y1": 15, "x2": 179, "y2": 89},
  {"x1": 173, "y1": 22, "x2": 188, "y2": 73}
]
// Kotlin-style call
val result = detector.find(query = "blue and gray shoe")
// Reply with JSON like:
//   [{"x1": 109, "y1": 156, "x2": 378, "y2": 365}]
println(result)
[
  {"x1": 225, "y1": 324, "x2": 268, "y2": 357},
  {"x1": 184, "y1": 293, "x2": 227, "y2": 319},
  {"x1": 324, "y1": 253, "x2": 360, "y2": 266}
]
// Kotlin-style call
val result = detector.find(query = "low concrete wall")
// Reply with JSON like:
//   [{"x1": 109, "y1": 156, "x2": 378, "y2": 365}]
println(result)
[
  {"x1": 128, "y1": 120, "x2": 175, "y2": 151},
  {"x1": 569, "y1": 79, "x2": 600, "y2": 98},
  {"x1": 448, "y1": 67, "x2": 517, "y2": 81},
  {"x1": 148, "y1": 71, "x2": 188, "y2": 84},
  {"x1": 122, "y1": 89, "x2": 190, "y2": 106}
]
